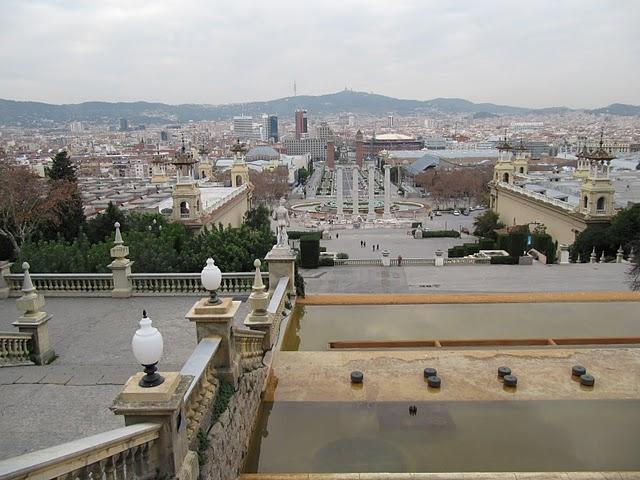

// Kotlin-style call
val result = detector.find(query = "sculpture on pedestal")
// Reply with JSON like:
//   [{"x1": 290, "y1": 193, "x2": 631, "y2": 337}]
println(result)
[{"x1": 273, "y1": 198, "x2": 291, "y2": 248}]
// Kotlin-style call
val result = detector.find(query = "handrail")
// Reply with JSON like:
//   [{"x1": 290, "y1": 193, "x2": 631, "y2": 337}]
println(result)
[
  {"x1": 180, "y1": 336, "x2": 222, "y2": 445},
  {"x1": 267, "y1": 277, "x2": 289, "y2": 316},
  {"x1": 0, "y1": 423, "x2": 161, "y2": 480}
]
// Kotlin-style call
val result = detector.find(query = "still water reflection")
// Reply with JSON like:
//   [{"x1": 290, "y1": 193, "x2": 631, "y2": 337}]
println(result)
[
  {"x1": 245, "y1": 400, "x2": 640, "y2": 473},
  {"x1": 283, "y1": 303, "x2": 640, "y2": 351}
]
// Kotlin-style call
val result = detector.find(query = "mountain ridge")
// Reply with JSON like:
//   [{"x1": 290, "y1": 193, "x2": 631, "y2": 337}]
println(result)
[{"x1": 1, "y1": 90, "x2": 639, "y2": 126}]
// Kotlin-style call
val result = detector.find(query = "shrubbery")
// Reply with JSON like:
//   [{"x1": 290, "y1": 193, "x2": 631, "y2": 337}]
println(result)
[
  {"x1": 417, "y1": 230, "x2": 461, "y2": 238},
  {"x1": 318, "y1": 256, "x2": 334, "y2": 266},
  {"x1": 490, "y1": 255, "x2": 518, "y2": 265}
]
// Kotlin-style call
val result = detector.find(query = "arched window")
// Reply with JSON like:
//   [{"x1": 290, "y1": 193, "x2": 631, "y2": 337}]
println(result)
[
  {"x1": 235, "y1": 175, "x2": 243, "y2": 186},
  {"x1": 596, "y1": 196, "x2": 605, "y2": 212},
  {"x1": 502, "y1": 172, "x2": 509, "y2": 183},
  {"x1": 519, "y1": 167, "x2": 524, "y2": 174},
  {"x1": 583, "y1": 196, "x2": 588, "y2": 209},
  {"x1": 180, "y1": 201, "x2": 190, "y2": 217}
]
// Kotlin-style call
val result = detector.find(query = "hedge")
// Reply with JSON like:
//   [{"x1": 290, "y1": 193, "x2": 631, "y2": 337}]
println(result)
[
  {"x1": 318, "y1": 257, "x2": 334, "y2": 267},
  {"x1": 531, "y1": 234, "x2": 557, "y2": 264},
  {"x1": 288, "y1": 230, "x2": 321, "y2": 240},
  {"x1": 478, "y1": 237, "x2": 496, "y2": 250},
  {"x1": 490, "y1": 255, "x2": 518, "y2": 265},
  {"x1": 336, "y1": 252, "x2": 349, "y2": 259},
  {"x1": 300, "y1": 238, "x2": 320, "y2": 268},
  {"x1": 497, "y1": 232, "x2": 528, "y2": 257},
  {"x1": 417, "y1": 230, "x2": 461, "y2": 238}
]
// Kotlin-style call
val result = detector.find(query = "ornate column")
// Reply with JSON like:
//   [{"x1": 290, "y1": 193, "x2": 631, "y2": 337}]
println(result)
[
  {"x1": 185, "y1": 295, "x2": 241, "y2": 384},
  {"x1": 108, "y1": 222, "x2": 134, "y2": 298},
  {"x1": 383, "y1": 164, "x2": 392, "y2": 219},
  {"x1": 351, "y1": 167, "x2": 359, "y2": 219},
  {"x1": 336, "y1": 166, "x2": 344, "y2": 222},
  {"x1": 111, "y1": 373, "x2": 195, "y2": 479},
  {"x1": 13, "y1": 262, "x2": 55, "y2": 364},
  {"x1": 367, "y1": 164, "x2": 376, "y2": 222},
  {"x1": 244, "y1": 260, "x2": 271, "y2": 348},
  {"x1": 616, "y1": 245, "x2": 624, "y2": 263}
]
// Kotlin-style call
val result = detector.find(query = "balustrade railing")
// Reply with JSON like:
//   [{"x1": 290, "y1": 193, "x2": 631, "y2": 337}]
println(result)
[
  {"x1": 0, "y1": 332, "x2": 34, "y2": 367},
  {"x1": 445, "y1": 257, "x2": 491, "y2": 265},
  {"x1": 234, "y1": 328, "x2": 266, "y2": 371},
  {"x1": 4, "y1": 272, "x2": 267, "y2": 297},
  {"x1": 0, "y1": 423, "x2": 161, "y2": 480},
  {"x1": 333, "y1": 259, "x2": 382, "y2": 266},
  {"x1": 5, "y1": 273, "x2": 113, "y2": 297},
  {"x1": 498, "y1": 182, "x2": 577, "y2": 212},
  {"x1": 180, "y1": 337, "x2": 221, "y2": 446}
]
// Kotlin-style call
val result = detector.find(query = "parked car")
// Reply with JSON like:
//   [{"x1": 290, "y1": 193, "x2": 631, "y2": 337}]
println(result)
[
  {"x1": 434, "y1": 210, "x2": 442, "y2": 216},
  {"x1": 453, "y1": 210, "x2": 461, "y2": 216},
  {"x1": 462, "y1": 208, "x2": 470, "y2": 216}
]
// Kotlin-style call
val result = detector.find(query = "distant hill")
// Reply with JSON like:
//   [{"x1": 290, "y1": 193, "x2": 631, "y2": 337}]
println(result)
[{"x1": 0, "y1": 90, "x2": 637, "y2": 126}]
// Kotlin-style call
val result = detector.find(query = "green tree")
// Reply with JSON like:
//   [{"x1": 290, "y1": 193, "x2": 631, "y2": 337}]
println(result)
[
  {"x1": 86, "y1": 202, "x2": 127, "y2": 243},
  {"x1": 629, "y1": 239, "x2": 640, "y2": 291},
  {"x1": 243, "y1": 205, "x2": 271, "y2": 232},
  {"x1": 43, "y1": 151, "x2": 85, "y2": 241},
  {"x1": 297, "y1": 167, "x2": 309, "y2": 185},
  {"x1": 473, "y1": 210, "x2": 504, "y2": 240}
]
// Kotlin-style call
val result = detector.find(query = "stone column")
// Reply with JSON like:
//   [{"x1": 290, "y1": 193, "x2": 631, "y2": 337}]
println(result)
[
  {"x1": 352, "y1": 167, "x2": 359, "y2": 220},
  {"x1": 590, "y1": 247, "x2": 597, "y2": 264},
  {"x1": 108, "y1": 222, "x2": 133, "y2": 298},
  {"x1": 265, "y1": 244, "x2": 296, "y2": 296},
  {"x1": 185, "y1": 297, "x2": 241, "y2": 384},
  {"x1": 367, "y1": 165, "x2": 376, "y2": 222},
  {"x1": 244, "y1": 260, "x2": 271, "y2": 349},
  {"x1": 336, "y1": 166, "x2": 344, "y2": 222},
  {"x1": 13, "y1": 262, "x2": 55, "y2": 365},
  {"x1": 435, "y1": 250, "x2": 444, "y2": 267},
  {"x1": 381, "y1": 249, "x2": 390, "y2": 267},
  {"x1": 616, "y1": 246, "x2": 624, "y2": 263},
  {"x1": 383, "y1": 164, "x2": 391, "y2": 219},
  {"x1": 559, "y1": 244, "x2": 570, "y2": 264},
  {"x1": 111, "y1": 373, "x2": 196, "y2": 480},
  {"x1": 0, "y1": 261, "x2": 12, "y2": 299}
]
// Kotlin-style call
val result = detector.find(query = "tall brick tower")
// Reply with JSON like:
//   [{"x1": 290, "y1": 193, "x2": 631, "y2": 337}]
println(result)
[{"x1": 326, "y1": 141, "x2": 335, "y2": 170}]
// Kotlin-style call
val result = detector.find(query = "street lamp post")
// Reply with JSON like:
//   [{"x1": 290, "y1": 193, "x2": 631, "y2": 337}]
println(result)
[
  {"x1": 201, "y1": 257, "x2": 222, "y2": 305},
  {"x1": 132, "y1": 310, "x2": 165, "y2": 388}
]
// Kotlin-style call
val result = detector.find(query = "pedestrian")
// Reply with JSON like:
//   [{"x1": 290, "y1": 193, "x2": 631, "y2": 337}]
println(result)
[
  {"x1": 397, "y1": 255, "x2": 403, "y2": 266},
  {"x1": 377, "y1": 244, "x2": 380, "y2": 251},
  {"x1": 364, "y1": 241, "x2": 366, "y2": 248},
  {"x1": 336, "y1": 233, "x2": 339, "y2": 239},
  {"x1": 360, "y1": 240, "x2": 363, "y2": 248},
  {"x1": 372, "y1": 244, "x2": 375, "y2": 252}
]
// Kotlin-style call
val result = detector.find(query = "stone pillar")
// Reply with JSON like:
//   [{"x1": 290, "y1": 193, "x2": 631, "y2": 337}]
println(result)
[
  {"x1": 13, "y1": 262, "x2": 55, "y2": 365},
  {"x1": 336, "y1": 166, "x2": 344, "y2": 222},
  {"x1": 352, "y1": 167, "x2": 359, "y2": 220},
  {"x1": 244, "y1": 260, "x2": 271, "y2": 349},
  {"x1": 590, "y1": 247, "x2": 597, "y2": 264},
  {"x1": 185, "y1": 297, "x2": 241, "y2": 384},
  {"x1": 108, "y1": 222, "x2": 133, "y2": 298},
  {"x1": 381, "y1": 249, "x2": 390, "y2": 267},
  {"x1": 559, "y1": 244, "x2": 570, "y2": 265},
  {"x1": 0, "y1": 261, "x2": 12, "y2": 299},
  {"x1": 367, "y1": 165, "x2": 376, "y2": 222},
  {"x1": 599, "y1": 251, "x2": 605, "y2": 264},
  {"x1": 435, "y1": 250, "x2": 444, "y2": 267},
  {"x1": 616, "y1": 246, "x2": 624, "y2": 263},
  {"x1": 111, "y1": 373, "x2": 196, "y2": 480},
  {"x1": 383, "y1": 164, "x2": 391, "y2": 219},
  {"x1": 265, "y1": 245, "x2": 296, "y2": 295}
]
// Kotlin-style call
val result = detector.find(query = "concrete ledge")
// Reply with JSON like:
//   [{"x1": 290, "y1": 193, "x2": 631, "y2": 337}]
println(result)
[{"x1": 297, "y1": 292, "x2": 640, "y2": 305}]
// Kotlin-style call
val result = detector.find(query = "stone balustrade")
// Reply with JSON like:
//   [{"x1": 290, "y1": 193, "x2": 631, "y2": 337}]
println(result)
[
  {"x1": 498, "y1": 181, "x2": 577, "y2": 212},
  {"x1": 234, "y1": 328, "x2": 267, "y2": 372},
  {"x1": 180, "y1": 337, "x2": 222, "y2": 447},
  {"x1": 4, "y1": 273, "x2": 113, "y2": 297},
  {"x1": 0, "y1": 423, "x2": 161, "y2": 480},
  {"x1": 0, "y1": 332, "x2": 34, "y2": 367},
  {"x1": 3, "y1": 272, "x2": 268, "y2": 297}
]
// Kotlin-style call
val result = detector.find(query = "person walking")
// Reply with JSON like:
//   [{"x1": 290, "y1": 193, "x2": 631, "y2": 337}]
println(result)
[
  {"x1": 336, "y1": 233, "x2": 339, "y2": 239},
  {"x1": 372, "y1": 244, "x2": 375, "y2": 252},
  {"x1": 397, "y1": 255, "x2": 403, "y2": 266}
]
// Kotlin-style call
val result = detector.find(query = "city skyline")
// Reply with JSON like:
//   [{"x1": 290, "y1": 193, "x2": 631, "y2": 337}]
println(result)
[{"x1": 0, "y1": 1, "x2": 639, "y2": 108}]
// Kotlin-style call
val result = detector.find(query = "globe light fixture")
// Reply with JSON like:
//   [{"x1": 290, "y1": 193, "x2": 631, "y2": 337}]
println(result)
[
  {"x1": 132, "y1": 310, "x2": 165, "y2": 388},
  {"x1": 201, "y1": 257, "x2": 222, "y2": 304}
]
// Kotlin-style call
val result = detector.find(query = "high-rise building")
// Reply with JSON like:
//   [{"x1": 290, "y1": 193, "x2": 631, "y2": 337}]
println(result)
[
  {"x1": 261, "y1": 114, "x2": 279, "y2": 143},
  {"x1": 295, "y1": 110, "x2": 307, "y2": 140},
  {"x1": 387, "y1": 114, "x2": 394, "y2": 128},
  {"x1": 233, "y1": 116, "x2": 253, "y2": 141},
  {"x1": 315, "y1": 122, "x2": 333, "y2": 142},
  {"x1": 160, "y1": 130, "x2": 169, "y2": 142},
  {"x1": 119, "y1": 118, "x2": 129, "y2": 132},
  {"x1": 69, "y1": 121, "x2": 83, "y2": 133}
]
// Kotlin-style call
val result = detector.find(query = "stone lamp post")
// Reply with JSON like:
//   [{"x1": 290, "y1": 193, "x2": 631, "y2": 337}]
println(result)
[
  {"x1": 108, "y1": 222, "x2": 133, "y2": 298},
  {"x1": 132, "y1": 310, "x2": 165, "y2": 388},
  {"x1": 201, "y1": 258, "x2": 222, "y2": 305}
]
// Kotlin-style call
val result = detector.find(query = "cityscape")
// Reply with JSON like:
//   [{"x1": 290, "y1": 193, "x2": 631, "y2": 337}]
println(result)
[{"x1": 0, "y1": 1, "x2": 639, "y2": 480}]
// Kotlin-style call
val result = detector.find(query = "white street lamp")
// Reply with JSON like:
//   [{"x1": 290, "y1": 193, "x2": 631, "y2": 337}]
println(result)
[
  {"x1": 201, "y1": 257, "x2": 222, "y2": 304},
  {"x1": 132, "y1": 310, "x2": 165, "y2": 388}
]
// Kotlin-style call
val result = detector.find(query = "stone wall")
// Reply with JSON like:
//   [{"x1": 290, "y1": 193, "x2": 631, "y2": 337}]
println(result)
[{"x1": 200, "y1": 367, "x2": 267, "y2": 480}]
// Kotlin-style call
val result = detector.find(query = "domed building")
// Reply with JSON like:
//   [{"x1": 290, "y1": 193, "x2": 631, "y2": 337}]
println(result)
[{"x1": 245, "y1": 145, "x2": 280, "y2": 162}]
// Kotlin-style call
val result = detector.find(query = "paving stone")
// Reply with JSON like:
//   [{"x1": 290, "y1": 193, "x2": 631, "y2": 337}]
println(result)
[
  {"x1": 13, "y1": 368, "x2": 47, "y2": 384},
  {"x1": 0, "y1": 369, "x2": 24, "y2": 384},
  {"x1": 39, "y1": 372, "x2": 73, "y2": 385}
]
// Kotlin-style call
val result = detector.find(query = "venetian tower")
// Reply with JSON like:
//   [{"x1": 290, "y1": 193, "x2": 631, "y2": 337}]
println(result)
[
  {"x1": 171, "y1": 136, "x2": 201, "y2": 222},
  {"x1": 512, "y1": 140, "x2": 529, "y2": 176},
  {"x1": 579, "y1": 134, "x2": 615, "y2": 218},
  {"x1": 492, "y1": 136, "x2": 515, "y2": 184},
  {"x1": 230, "y1": 140, "x2": 250, "y2": 188}
]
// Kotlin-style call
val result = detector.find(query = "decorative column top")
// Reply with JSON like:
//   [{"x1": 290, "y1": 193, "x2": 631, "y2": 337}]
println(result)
[
  {"x1": 15, "y1": 262, "x2": 46, "y2": 319},
  {"x1": 110, "y1": 222, "x2": 130, "y2": 262},
  {"x1": 252, "y1": 259, "x2": 265, "y2": 291}
]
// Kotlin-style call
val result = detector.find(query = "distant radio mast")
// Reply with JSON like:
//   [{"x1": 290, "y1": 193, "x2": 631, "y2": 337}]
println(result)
[{"x1": 293, "y1": 80, "x2": 297, "y2": 97}]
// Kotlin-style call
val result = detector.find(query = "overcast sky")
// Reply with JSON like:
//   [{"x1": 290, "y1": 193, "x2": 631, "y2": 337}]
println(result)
[{"x1": 1, "y1": 0, "x2": 639, "y2": 108}]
